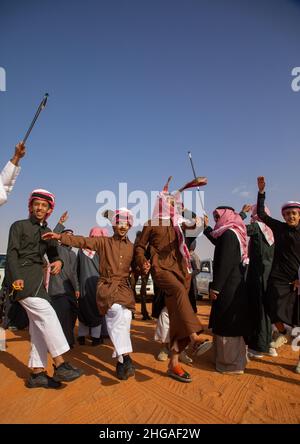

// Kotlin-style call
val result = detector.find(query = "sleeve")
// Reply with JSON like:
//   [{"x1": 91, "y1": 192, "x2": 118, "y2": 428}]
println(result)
[
  {"x1": 0, "y1": 178, "x2": 7, "y2": 205},
  {"x1": 204, "y1": 226, "x2": 218, "y2": 246},
  {"x1": 239, "y1": 211, "x2": 247, "y2": 221},
  {"x1": 211, "y1": 230, "x2": 240, "y2": 293},
  {"x1": 0, "y1": 161, "x2": 21, "y2": 205},
  {"x1": 46, "y1": 235, "x2": 63, "y2": 265},
  {"x1": 256, "y1": 192, "x2": 282, "y2": 233},
  {"x1": 53, "y1": 223, "x2": 65, "y2": 234},
  {"x1": 246, "y1": 223, "x2": 256, "y2": 236},
  {"x1": 134, "y1": 223, "x2": 152, "y2": 270},
  {"x1": 69, "y1": 251, "x2": 80, "y2": 292},
  {"x1": 60, "y1": 233, "x2": 103, "y2": 252},
  {"x1": 6, "y1": 222, "x2": 22, "y2": 282},
  {"x1": 76, "y1": 253, "x2": 80, "y2": 282}
]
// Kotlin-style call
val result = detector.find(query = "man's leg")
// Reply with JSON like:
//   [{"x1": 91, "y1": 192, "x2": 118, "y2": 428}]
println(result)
[
  {"x1": 167, "y1": 350, "x2": 192, "y2": 382},
  {"x1": 91, "y1": 324, "x2": 102, "y2": 346},
  {"x1": 26, "y1": 306, "x2": 48, "y2": 371},
  {"x1": 140, "y1": 273, "x2": 151, "y2": 320},
  {"x1": 20, "y1": 298, "x2": 62, "y2": 389},
  {"x1": 52, "y1": 294, "x2": 75, "y2": 348},
  {"x1": 78, "y1": 321, "x2": 89, "y2": 345},
  {"x1": 154, "y1": 307, "x2": 170, "y2": 361},
  {"x1": 21, "y1": 297, "x2": 83, "y2": 383},
  {"x1": 105, "y1": 304, "x2": 134, "y2": 380},
  {"x1": 270, "y1": 322, "x2": 289, "y2": 349}
]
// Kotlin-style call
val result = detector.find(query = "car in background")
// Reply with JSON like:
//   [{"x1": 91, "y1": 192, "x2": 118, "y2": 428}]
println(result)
[
  {"x1": 0, "y1": 254, "x2": 6, "y2": 290},
  {"x1": 195, "y1": 258, "x2": 213, "y2": 299},
  {"x1": 135, "y1": 274, "x2": 154, "y2": 301}
]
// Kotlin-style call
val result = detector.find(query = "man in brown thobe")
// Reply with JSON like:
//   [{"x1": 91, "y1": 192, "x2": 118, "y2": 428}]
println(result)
[
  {"x1": 43, "y1": 208, "x2": 136, "y2": 381},
  {"x1": 135, "y1": 178, "x2": 211, "y2": 383}
]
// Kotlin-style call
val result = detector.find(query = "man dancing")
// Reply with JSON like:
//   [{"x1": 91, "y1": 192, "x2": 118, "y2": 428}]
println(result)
[
  {"x1": 135, "y1": 176, "x2": 211, "y2": 383},
  {"x1": 43, "y1": 208, "x2": 136, "y2": 381}
]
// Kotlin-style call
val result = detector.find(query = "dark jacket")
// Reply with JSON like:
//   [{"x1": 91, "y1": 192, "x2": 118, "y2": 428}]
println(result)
[
  {"x1": 5, "y1": 215, "x2": 61, "y2": 301},
  {"x1": 257, "y1": 192, "x2": 300, "y2": 326},
  {"x1": 204, "y1": 228, "x2": 249, "y2": 336}
]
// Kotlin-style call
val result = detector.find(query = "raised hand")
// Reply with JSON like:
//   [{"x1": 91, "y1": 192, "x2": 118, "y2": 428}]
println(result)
[
  {"x1": 241, "y1": 204, "x2": 252, "y2": 213},
  {"x1": 11, "y1": 142, "x2": 26, "y2": 166},
  {"x1": 59, "y1": 211, "x2": 69, "y2": 225},
  {"x1": 15, "y1": 142, "x2": 26, "y2": 158},
  {"x1": 257, "y1": 176, "x2": 266, "y2": 193}
]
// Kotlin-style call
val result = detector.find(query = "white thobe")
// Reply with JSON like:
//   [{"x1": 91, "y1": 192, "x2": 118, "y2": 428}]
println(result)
[
  {"x1": 105, "y1": 303, "x2": 132, "y2": 362},
  {"x1": 20, "y1": 297, "x2": 70, "y2": 368},
  {"x1": 0, "y1": 161, "x2": 21, "y2": 206}
]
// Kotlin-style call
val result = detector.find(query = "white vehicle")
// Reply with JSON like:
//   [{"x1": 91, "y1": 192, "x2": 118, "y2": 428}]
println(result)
[
  {"x1": 0, "y1": 254, "x2": 6, "y2": 290},
  {"x1": 195, "y1": 258, "x2": 213, "y2": 298},
  {"x1": 135, "y1": 274, "x2": 154, "y2": 299}
]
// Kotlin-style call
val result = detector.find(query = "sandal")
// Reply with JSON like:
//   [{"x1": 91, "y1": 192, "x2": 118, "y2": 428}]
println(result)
[{"x1": 167, "y1": 364, "x2": 192, "y2": 383}]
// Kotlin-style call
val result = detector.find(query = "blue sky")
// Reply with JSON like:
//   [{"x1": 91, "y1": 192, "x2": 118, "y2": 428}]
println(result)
[{"x1": 1, "y1": 0, "x2": 300, "y2": 258}]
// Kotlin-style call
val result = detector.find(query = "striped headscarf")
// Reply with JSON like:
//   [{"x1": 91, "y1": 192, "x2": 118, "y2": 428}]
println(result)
[
  {"x1": 281, "y1": 201, "x2": 300, "y2": 215},
  {"x1": 111, "y1": 208, "x2": 134, "y2": 227},
  {"x1": 210, "y1": 206, "x2": 249, "y2": 264},
  {"x1": 28, "y1": 188, "x2": 55, "y2": 219}
]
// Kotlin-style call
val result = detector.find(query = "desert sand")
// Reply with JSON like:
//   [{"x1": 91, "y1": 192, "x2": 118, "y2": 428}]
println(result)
[{"x1": 0, "y1": 301, "x2": 299, "y2": 424}]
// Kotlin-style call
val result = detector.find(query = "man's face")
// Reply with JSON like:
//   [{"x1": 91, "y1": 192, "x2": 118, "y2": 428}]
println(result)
[
  {"x1": 113, "y1": 221, "x2": 130, "y2": 238},
  {"x1": 213, "y1": 212, "x2": 220, "y2": 223},
  {"x1": 283, "y1": 209, "x2": 300, "y2": 227},
  {"x1": 31, "y1": 199, "x2": 51, "y2": 221}
]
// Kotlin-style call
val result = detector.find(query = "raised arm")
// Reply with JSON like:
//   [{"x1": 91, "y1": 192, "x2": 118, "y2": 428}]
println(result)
[
  {"x1": 42, "y1": 231, "x2": 103, "y2": 252},
  {"x1": 256, "y1": 176, "x2": 282, "y2": 232},
  {"x1": 53, "y1": 223, "x2": 65, "y2": 234},
  {"x1": 0, "y1": 142, "x2": 25, "y2": 205},
  {"x1": 239, "y1": 204, "x2": 251, "y2": 221},
  {"x1": 53, "y1": 211, "x2": 69, "y2": 233},
  {"x1": 203, "y1": 215, "x2": 218, "y2": 246}
]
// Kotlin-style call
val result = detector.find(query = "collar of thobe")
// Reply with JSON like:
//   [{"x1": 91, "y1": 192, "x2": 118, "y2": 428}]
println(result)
[
  {"x1": 291, "y1": 224, "x2": 300, "y2": 232},
  {"x1": 285, "y1": 223, "x2": 300, "y2": 232},
  {"x1": 113, "y1": 234, "x2": 129, "y2": 242},
  {"x1": 29, "y1": 215, "x2": 48, "y2": 227}
]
